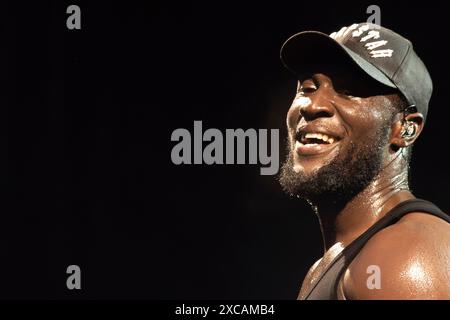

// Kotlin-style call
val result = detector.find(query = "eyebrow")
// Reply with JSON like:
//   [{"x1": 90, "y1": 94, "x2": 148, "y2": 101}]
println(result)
[{"x1": 299, "y1": 78, "x2": 317, "y2": 88}]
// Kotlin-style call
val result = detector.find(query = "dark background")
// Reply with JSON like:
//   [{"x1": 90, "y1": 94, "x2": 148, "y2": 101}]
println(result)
[{"x1": 1, "y1": 0, "x2": 448, "y2": 299}]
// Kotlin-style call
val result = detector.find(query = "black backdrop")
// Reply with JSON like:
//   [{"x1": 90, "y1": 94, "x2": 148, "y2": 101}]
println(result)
[{"x1": 1, "y1": 0, "x2": 448, "y2": 299}]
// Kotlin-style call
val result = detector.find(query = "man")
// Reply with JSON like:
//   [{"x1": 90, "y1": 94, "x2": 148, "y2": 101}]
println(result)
[{"x1": 279, "y1": 23, "x2": 450, "y2": 299}]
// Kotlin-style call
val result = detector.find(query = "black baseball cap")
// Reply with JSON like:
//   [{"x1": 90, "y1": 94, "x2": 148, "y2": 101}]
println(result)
[{"x1": 280, "y1": 23, "x2": 432, "y2": 120}]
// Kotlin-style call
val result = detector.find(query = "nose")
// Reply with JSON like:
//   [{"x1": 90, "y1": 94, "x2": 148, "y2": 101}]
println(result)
[{"x1": 299, "y1": 92, "x2": 335, "y2": 121}]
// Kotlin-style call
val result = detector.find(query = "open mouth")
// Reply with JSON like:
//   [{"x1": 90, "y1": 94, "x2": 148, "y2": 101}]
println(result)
[{"x1": 295, "y1": 131, "x2": 341, "y2": 156}]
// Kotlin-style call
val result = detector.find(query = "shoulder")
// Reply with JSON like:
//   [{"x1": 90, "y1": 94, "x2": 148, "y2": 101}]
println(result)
[
  {"x1": 342, "y1": 212, "x2": 450, "y2": 299},
  {"x1": 298, "y1": 258, "x2": 322, "y2": 299}
]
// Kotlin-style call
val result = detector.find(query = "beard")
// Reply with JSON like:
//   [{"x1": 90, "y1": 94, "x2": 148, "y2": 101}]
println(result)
[{"x1": 279, "y1": 124, "x2": 390, "y2": 203}]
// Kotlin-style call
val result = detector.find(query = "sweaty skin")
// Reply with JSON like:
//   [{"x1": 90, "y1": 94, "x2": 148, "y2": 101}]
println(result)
[{"x1": 288, "y1": 73, "x2": 450, "y2": 300}]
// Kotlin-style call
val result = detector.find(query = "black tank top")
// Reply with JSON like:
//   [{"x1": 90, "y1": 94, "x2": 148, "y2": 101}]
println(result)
[{"x1": 303, "y1": 198, "x2": 450, "y2": 300}]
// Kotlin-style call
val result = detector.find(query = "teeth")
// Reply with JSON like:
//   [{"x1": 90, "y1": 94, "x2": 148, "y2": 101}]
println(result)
[{"x1": 304, "y1": 132, "x2": 335, "y2": 144}]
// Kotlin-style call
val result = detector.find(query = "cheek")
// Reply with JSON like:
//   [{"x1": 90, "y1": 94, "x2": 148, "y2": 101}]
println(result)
[
  {"x1": 286, "y1": 105, "x2": 299, "y2": 132},
  {"x1": 339, "y1": 104, "x2": 388, "y2": 140},
  {"x1": 286, "y1": 97, "x2": 311, "y2": 129}
]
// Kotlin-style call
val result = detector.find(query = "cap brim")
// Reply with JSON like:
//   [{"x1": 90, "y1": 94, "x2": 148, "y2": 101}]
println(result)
[{"x1": 280, "y1": 31, "x2": 396, "y2": 88}]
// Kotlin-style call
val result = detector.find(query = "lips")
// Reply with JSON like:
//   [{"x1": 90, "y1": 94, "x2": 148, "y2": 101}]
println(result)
[{"x1": 295, "y1": 127, "x2": 342, "y2": 156}]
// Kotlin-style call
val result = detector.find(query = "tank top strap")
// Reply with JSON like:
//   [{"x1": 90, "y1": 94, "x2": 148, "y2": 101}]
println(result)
[{"x1": 304, "y1": 198, "x2": 449, "y2": 300}]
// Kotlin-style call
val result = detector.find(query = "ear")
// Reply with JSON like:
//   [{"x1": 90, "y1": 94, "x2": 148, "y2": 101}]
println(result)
[{"x1": 390, "y1": 112, "x2": 424, "y2": 150}]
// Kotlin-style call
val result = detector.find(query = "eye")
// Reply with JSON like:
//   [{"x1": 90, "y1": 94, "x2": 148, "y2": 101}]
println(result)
[
  {"x1": 297, "y1": 79, "x2": 318, "y2": 96},
  {"x1": 298, "y1": 83, "x2": 317, "y2": 96},
  {"x1": 301, "y1": 86, "x2": 317, "y2": 94}
]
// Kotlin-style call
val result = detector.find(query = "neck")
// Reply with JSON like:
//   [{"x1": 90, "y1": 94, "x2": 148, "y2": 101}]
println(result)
[{"x1": 311, "y1": 159, "x2": 413, "y2": 252}]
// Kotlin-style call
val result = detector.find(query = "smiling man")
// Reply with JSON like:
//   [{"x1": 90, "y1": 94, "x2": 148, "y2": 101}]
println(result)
[{"x1": 279, "y1": 23, "x2": 450, "y2": 300}]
